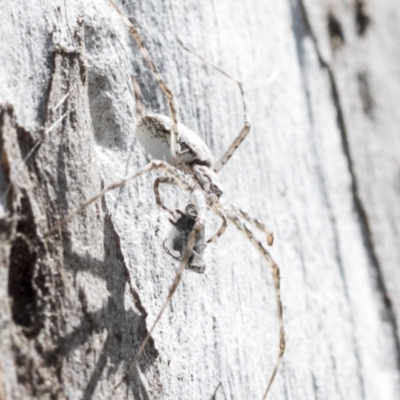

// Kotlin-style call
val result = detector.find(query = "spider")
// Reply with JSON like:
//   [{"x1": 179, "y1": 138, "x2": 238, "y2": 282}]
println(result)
[{"x1": 44, "y1": 1, "x2": 285, "y2": 398}]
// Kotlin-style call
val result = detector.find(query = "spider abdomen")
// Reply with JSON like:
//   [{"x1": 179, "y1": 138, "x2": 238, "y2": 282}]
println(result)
[{"x1": 136, "y1": 113, "x2": 213, "y2": 167}]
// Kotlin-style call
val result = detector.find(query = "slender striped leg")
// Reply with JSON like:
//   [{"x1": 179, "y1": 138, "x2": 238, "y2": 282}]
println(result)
[
  {"x1": 237, "y1": 206, "x2": 274, "y2": 246},
  {"x1": 222, "y1": 200, "x2": 274, "y2": 246},
  {"x1": 209, "y1": 382, "x2": 222, "y2": 400},
  {"x1": 179, "y1": 42, "x2": 252, "y2": 173},
  {"x1": 42, "y1": 160, "x2": 195, "y2": 238},
  {"x1": 223, "y1": 206, "x2": 285, "y2": 400},
  {"x1": 242, "y1": 224, "x2": 285, "y2": 400},
  {"x1": 115, "y1": 207, "x2": 205, "y2": 389},
  {"x1": 131, "y1": 75, "x2": 146, "y2": 118},
  {"x1": 207, "y1": 206, "x2": 228, "y2": 243},
  {"x1": 153, "y1": 177, "x2": 177, "y2": 217},
  {"x1": 108, "y1": 0, "x2": 181, "y2": 164}
]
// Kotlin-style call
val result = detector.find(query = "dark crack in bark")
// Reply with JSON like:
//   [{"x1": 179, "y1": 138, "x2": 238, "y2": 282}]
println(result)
[
  {"x1": 297, "y1": 0, "x2": 400, "y2": 376},
  {"x1": 289, "y1": 2, "x2": 366, "y2": 397}
]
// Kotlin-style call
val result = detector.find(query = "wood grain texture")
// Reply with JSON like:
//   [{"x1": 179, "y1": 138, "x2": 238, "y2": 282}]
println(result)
[{"x1": 0, "y1": 0, "x2": 399, "y2": 399}]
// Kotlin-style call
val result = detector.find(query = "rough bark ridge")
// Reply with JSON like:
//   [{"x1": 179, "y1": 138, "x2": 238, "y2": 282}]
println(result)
[{"x1": 1, "y1": 0, "x2": 399, "y2": 399}]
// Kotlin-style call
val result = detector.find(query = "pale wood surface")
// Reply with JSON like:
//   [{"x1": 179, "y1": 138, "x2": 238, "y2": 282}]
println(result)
[{"x1": 1, "y1": 0, "x2": 399, "y2": 399}]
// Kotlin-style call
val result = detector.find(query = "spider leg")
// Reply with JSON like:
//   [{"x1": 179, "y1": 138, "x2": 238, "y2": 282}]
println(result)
[
  {"x1": 227, "y1": 202, "x2": 274, "y2": 246},
  {"x1": 115, "y1": 207, "x2": 204, "y2": 389},
  {"x1": 179, "y1": 41, "x2": 251, "y2": 173},
  {"x1": 224, "y1": 206, "x2": 285, "y2": 399},
  {"x1": 153, "y1": 177, "x2": 177, "y2": 217},
  {"x1": 131, "y1": 75, "x2": 146, "y2": 118},
  {"x1": 238, "y1": 208, "x2": 274, "y2": 245},
  {"x1": 243, "y1": 224, "x2": 284, "y2": 400},
  {"x1": 42, "y1": 160, "x2": 194, "y2": 238},
  {"x1": 207, "y1": 206, "x2": 228, "y2": 243},
  {"x1": 109, "y1": 0, "x2": 180, "y2": 164},
  {"x1": 209, "y1": 382, "x2": 222, "y2": 400}
]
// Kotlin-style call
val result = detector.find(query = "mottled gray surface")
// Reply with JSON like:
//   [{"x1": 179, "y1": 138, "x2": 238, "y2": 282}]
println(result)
[{"x1": 0, "y1": 0, "x2": 399, "y2": 399}]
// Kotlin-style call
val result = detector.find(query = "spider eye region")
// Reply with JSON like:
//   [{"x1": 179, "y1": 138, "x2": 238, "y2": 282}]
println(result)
[{"x1": 210, "y1": 183, "x2": 223, "y2": 198}]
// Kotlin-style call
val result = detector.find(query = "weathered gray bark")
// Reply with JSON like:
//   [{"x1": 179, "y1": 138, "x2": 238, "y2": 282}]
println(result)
[{"x1": 1, "y1": 0, "x2": 400, "y2": 399}]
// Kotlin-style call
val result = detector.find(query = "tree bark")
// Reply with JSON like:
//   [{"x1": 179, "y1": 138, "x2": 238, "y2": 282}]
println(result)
[{"x1": 1, "y1": 0, "x2": 399, "y2": 399}]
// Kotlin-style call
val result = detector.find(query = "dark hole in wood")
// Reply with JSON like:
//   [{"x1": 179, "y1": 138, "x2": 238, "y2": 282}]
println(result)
[
  {"x1": 328, "y1": 12, "x2": 345, "y2": 48},
  {"x1": 7, "y1": 195, "x2": 42, "y2": 337},
  {"x1": 355, "y1": 0, "x2": 370, "y2": 36}
]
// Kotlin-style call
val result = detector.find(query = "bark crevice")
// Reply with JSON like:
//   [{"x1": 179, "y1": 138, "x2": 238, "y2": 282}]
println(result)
[{"x1": 298, "y1": 0, "x2": 400, "y2": 374}]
